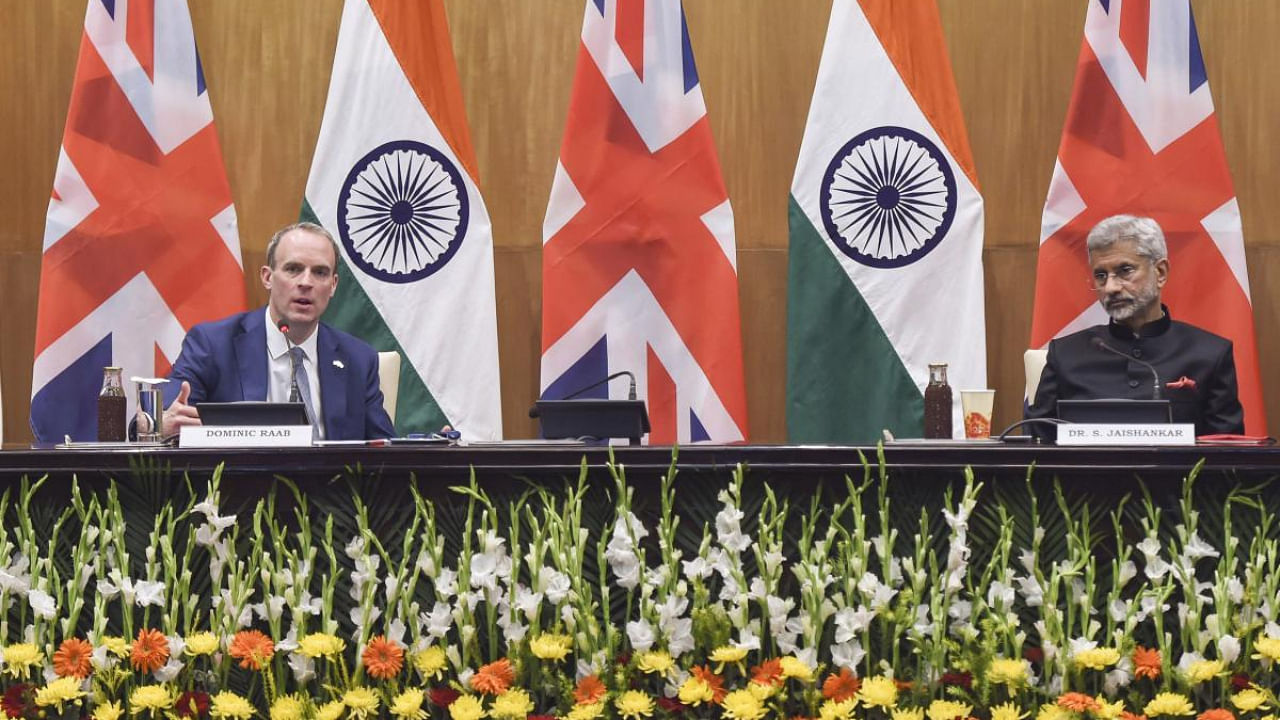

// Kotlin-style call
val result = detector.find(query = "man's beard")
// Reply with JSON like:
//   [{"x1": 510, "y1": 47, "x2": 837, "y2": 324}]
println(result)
[{"x1": 1102, "y1": 281, "x2": 1160, "y2": 322}]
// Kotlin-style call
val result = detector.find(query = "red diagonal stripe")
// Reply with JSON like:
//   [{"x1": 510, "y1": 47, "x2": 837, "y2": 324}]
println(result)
[
  {"x1": 126, "y1": 0, "x2": 156, "y2": 84},
  {"x1": 1118, "y1": 0, "x2": 1150, "y2": 80},
  {"x1": 646, "y1": 344, "x2": 675, "y2": 443},
  {"x1": 615, "y1": 0, "x2": 645, "y2": 82}
]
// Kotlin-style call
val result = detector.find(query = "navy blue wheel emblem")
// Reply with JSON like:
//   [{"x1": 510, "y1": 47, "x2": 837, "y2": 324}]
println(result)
[
  {"x1": 819, "y1": 126, "x2": 956, "y2": 268},
  {"x1": 337, "y1": 140, "x2": 469, "y2": 283}
]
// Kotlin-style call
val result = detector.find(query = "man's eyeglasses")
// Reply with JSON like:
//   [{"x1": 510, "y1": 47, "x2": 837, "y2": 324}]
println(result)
[{"x1": 1091, "y1": 262, "x2": 1146, "y2": 289}]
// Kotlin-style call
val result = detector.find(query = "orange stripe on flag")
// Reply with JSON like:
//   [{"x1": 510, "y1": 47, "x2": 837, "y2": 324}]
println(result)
[
  {"x1": 856, "y1": 0, "x2": 979, "y2": 190},
  {"x1": 366, "y1": 0, "x2": 481, "y2": 183}
]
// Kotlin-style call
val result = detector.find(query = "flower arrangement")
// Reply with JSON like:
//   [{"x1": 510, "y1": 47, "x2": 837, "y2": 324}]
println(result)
[{"x1": 0, "y1": 454, "x2": 1277, "y2": 720}]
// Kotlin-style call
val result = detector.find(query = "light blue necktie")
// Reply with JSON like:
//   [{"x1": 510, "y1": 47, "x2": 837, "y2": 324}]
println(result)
[{"x1": 288, "y1": 346, "x2": 321, "y2": 438}]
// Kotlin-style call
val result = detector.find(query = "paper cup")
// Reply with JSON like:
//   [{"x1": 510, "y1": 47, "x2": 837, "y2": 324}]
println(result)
[{"x1": 961, "y1": 389, "x2": 996, "y2": 439}]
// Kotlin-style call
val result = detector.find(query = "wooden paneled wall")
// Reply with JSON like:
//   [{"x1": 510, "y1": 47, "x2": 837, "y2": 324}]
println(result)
[{"x1": 2, "y1": 1, "x2": 1278, "y2": 443}]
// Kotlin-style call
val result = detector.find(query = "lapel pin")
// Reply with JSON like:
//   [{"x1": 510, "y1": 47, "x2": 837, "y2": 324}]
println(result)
[{"x1": 333, "y1": 360, "x2": 345, "y2": 369}]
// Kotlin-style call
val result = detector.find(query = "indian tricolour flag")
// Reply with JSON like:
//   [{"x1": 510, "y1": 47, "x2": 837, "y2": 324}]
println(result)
[
  {"x1": 787, "y1": 0, "x2": 986, "y2": 442},
  {"x1": 302, "y1": 0, "x2": 501, "y2": 439}
]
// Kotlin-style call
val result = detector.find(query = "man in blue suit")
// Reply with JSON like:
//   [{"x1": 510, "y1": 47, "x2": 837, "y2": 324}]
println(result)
[{"x1": 160, "y1": 222, "x2": 395, "y2": 440}]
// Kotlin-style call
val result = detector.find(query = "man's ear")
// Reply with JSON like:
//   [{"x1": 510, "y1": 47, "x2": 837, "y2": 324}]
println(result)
[
  {"x1": 260, "y1": 265, "x2": 272, "y2": 290},
  {"x1": 1154, "y1": 257, "x2": 1170, "y2": 288}
]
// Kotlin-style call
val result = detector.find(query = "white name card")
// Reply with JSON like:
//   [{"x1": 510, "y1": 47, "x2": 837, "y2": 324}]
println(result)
[
  {"x1": 180, "y1": 425, "x2": 313, "y2": 448},
  {"x1": 1056, "y1": 423, "x2": 1195, "y2": 446}
]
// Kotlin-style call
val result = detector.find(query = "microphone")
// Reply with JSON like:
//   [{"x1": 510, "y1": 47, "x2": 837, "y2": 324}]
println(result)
[
  {"x1": 528, "y1": 370, "x2": 639, "y2": 418},
  {"x1": 1091, "y1": 336, "x2": 1161, "y2": 400}
]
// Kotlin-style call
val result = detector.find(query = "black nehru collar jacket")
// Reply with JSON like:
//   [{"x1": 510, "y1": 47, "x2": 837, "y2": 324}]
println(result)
[{"x1": 1026, "y1": 305, "x2": 1244, "y2": 440}]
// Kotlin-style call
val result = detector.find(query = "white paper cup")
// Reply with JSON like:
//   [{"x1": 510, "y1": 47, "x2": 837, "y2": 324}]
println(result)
[{"x1": 961, "y1": 389, "x2": 996, "y2": 439}]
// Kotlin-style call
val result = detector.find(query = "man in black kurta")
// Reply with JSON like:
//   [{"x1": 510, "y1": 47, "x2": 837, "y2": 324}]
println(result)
[{"x1": 1026, "y1": 215, "x2": 1244, "y2": 440}]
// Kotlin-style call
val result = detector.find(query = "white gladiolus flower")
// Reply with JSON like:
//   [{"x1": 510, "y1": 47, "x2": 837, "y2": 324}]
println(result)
[
  {"x1": 423, "y1": 602, "x2": 452, "y2": 638},
  {"x1": 541, "y1": 569, "x2": 571, "y2": 604},
  {"x1": 288, "y1": 652, "x2": 315, "y2": 683},
  {"x1": 682, "y1": 556, "x2": 712, "y2": 580},
  {"x1": 834, "y1": 605, "x2": 875, "y2": 643},
  {"x1": 830, "y1": 640, "x2": 865, "y2": 671},
  {"x1": 1117, "y1": 560, "x2": 1137, "y2": 585},
  {"x1": 515, "y1": 586, "x2": 543, "y2": 621},
  {"x1": 26, "y1": 589, "x2": 55, "y2": 619},
  {"x1": 153, "y1": 656, "x2": 184, "y2": 683},
  {"x1": 434, "y1": 568, "x2": 458, "y2": 598},
  {"x1": 666, "y1": 618, "x2": 694, "y2": 657},
  {"x1": 627, "y1": 619, "x2": 656, "y2": 651},
  {"x1": 1219, "y1": 634, "x2": 1241, "y2": 664},
  {"x1": 1182, "y1": 532, "x2": 1220, "y2": 561}
]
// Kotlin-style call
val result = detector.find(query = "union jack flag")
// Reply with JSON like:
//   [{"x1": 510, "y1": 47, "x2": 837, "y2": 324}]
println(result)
[
  {"x1": 540, "y1": 0, "x2": 748, "y2": 443},
  {"x1": 1031, "y1": 0, "x2": 1265, "y2": 432},
  {"x1": 30, "y1": 0, "x2": 245, "y2": 442}
]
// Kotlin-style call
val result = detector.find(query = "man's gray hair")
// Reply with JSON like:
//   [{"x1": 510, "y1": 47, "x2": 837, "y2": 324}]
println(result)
[
  {"x1": 265, "y1": 222, "x2": 341, "y2": 269},
  {"x1": 1086, "y1": 214, "x2": 1167, "y2": 262}
]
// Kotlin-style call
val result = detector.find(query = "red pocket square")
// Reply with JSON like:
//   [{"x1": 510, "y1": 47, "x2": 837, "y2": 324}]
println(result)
[{"x1": 1166, "y1": 376, "x2": 1197, "y2": 390}]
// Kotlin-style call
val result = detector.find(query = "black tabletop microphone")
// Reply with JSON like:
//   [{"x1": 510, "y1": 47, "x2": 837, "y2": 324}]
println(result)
[
  {"x1": 528, "y1": 370, "x2": 638, "y2": 418},
  {"x1": 1090, "y1": 336, "x2": 1161, "y2": 400}
]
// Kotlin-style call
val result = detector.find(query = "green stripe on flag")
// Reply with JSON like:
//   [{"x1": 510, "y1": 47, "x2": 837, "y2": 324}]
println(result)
[
  {"x1": 301, "y1": 200, "x2": 448, "y2": 435},
  {"x1": 786, "y1": 196, "x2": 923, "y2": 443}
]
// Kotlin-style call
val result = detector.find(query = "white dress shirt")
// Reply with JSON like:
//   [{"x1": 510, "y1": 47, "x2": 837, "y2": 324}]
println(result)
[{"x1": 264, "y1": 308, "x2": 325, "y2": 439}]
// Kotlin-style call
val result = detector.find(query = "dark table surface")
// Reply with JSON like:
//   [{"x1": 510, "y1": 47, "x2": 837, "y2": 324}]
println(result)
[{"x1": 2, "y1": 441, "x2": 1278, "y2": 482}]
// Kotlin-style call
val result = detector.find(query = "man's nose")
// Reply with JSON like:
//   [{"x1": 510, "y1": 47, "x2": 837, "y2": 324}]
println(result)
[{"x1": 1101, "y1": 273, "x2": 1125, "y2": 292}]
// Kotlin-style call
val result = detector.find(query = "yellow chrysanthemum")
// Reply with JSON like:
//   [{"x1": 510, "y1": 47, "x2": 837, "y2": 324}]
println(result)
[
  {"x1": 94, "y1": 700, "x2": 124, "y2": 720},
  {"x1": 3, "y1": 643, "x2": 43, "y2": 675},
  {"x1": 566, "y1": 701, "x2": 605, "y2": 720},
  {"x1": 988, "y1": 658, "x2": 1028, "y2": 686},
  {"x1": 390, "y1": 688, "x2": 427, "y2": 720},
  {"x1": 992, "y1": 702, "x2": 1029, "y2": 720},
  {"x1": 1253, "y1": 635, "x2": 1280, "y2": 662},
  {"x1": 449, "y1": 695, "x2": 486, "y2": 720},
  {"x1": 1185, "y1": 659, "x2": 1225, "y2": 683},
  {"x1": 857, "y1": 675, "x2": 899, "y2": 709},
  {"x1": 270, "y1": 695, "x2": 307, "y2": 720},
  {"x1": 678, "y1": 677, "x2": 715, "y2": 706},
  {"x1": 1232, "y1": 689, "x2": 1270, "y2": 713},
  {"x1": 927, "y1": 700, "x2": 973, "y2": 720},
  {"x1": 779, "y1": 655, "x2": 814, "y2": 682},
  {"x1": 636, "y1": 650, "x2": 675, "y2": 675},
  {"x1": 615, "y1": 691, "x2": 654, "y2": 720},
  {"x1": 413, "y1": 646, "x2": 448, "y2": 679},
  {"x1": 129, "y1": 685, "x2": 174, "y2": 712},
  {"x1": 316, "y1": 700, "x2": 346, "y2": 720},
  {"x1": 185, "y1": 632, "x2": 220, "y2": 656},
  {"x1": 530, "y1": 634, "x2": 572, "y2": 661},
  {"x1": 300, "y1": 633, "x2": 347, "y2": 658},
  {"x1": 1073, "y1": 647, "x2": 1121, "y2": 670},
  {"x1": 710, "y1": 646, "x2": 749, "y2": 669},
  {"x1": 565, "y1": 702, "x2": 604, "y2": 717},
  {"x1": 100, "y1": 636, "x2": 130, "y2": 657},
  {"x1": 747, "y1": 682, "x2": 775, "y2": 701},
  {"x1": 721, "y1": 689, "x2": 767, "y2": 720},
  {"x1": 1095, "y1": 698, "x2": 1126, "y2": 720},
  {"x1": 343, "y1": 687, "x2": 381, "y2": 720},
  {"x1": 210, "y1": 691, "x2": 256, "y2": 720},
  {"x1": 490, "y1": 689, "x2": 534, "y2": 720},
  {"x1": 1035, "y1": 703, "x2": 1074, "y2": 720},
  {"x1": 35, "y1": 676, "x2": 85, "y2": 710},
  {"x1": 820, "y1": 698, "x2": 859, "y2": 720},
  {"x1": 1144, "y1": 693, "x2": 1195, "y2": 717}
]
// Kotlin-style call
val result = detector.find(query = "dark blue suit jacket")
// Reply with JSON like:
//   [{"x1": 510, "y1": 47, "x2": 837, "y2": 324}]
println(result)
[{"x1": 165, "y1": 309, "x2": 396, "y2": 440}]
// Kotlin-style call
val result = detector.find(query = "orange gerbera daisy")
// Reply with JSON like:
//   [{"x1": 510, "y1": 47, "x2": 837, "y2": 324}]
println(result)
[
  {"x1": 52, "y1": 637, "x2": 93, "y2": 679},
  {"x1": 691, "y1": 665, "x2": 727, "y2": 704},
  {"x1": 574, "y1": 675, "x2": 607, "y2": 704},
  {"x1": 362, "y1": 635, "x2": 404, "y2": 680},
  {"x1": 1133, "y1": 646, "x2": 1161, "y2": 680},
  {"x1": 1198, "y1": 711, "x2": 1235, "y2": 720},
  {"x1": 1058, "y1": 693, "x2": 1101, "y2": 712},
  {"x1": 1121, "y1": 712, "x2": 1149, "y2": 720},
  {"x1": 471, "y1": 658, "x2": 515, "y2": 695},
  {"x1": 228, "y1": 629, "x2": 275, "y2": 671},
  {"x1": 751, "y1": 659, "x2": 784, "y2": 686},
  {"x1": 822, "y1": 668, "x2": 861, "y2": 702},
  {"x1": 131, "y1": 628, "x2": 170, "y2": 673}
]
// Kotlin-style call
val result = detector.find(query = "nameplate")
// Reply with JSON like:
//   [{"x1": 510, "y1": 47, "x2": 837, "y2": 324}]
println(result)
[
  {"x1": 1057, "y1": 423, "x2": 1195, "y2": 446},
  {"x1": 180, "y1": 425, "x2": 313, "y2": 448}
]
